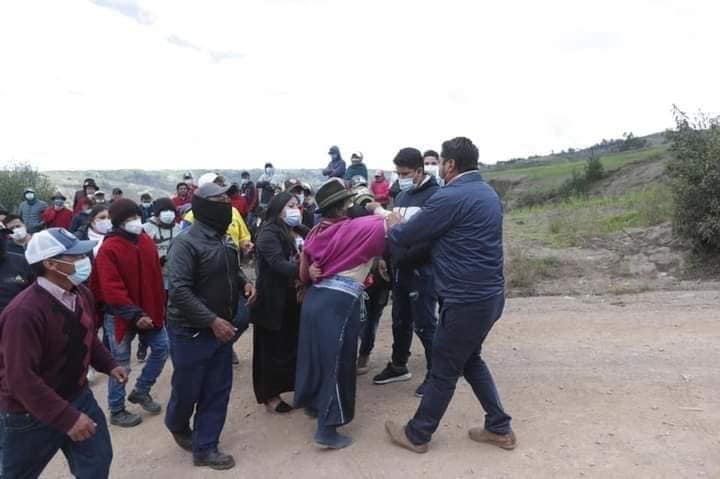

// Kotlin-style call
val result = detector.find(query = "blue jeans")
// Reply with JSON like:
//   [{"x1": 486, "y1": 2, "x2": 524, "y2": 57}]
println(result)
[
  {"x1": 104, "y1": 315, "x2": 169, "y2": 413},
  {"x1": 405, "y1": 294, "x2": 512, "y2": 445},
  {"x1": 391, "y1": 268, "x2": 438, "y2": 373},
  {"x1": 165, "y1": 324, "x2": 234, "y2": 454},
  {"x1": 0, "y1": 388, "x2": 113, "y2": 479}
]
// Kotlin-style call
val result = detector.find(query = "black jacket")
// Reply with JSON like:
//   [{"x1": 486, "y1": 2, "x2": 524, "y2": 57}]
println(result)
[
  {"x1": 251, "y1": 222, "x2": 299, "y2": 331},
  {"x1": 0, "y1": 250, "x2": 33, "y2": 314},
  {"x1": 390, "y1": 175, "x2": 440, "y2": 272},
  {"x1": 166, "y1": 220, "x2": 248, "y2": 329}
]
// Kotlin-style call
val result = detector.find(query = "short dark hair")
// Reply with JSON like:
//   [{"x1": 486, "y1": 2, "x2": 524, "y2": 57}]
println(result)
[
  {"x1": 264, "y1": 162, "x2": 273, "y2": 169},
  {"x1": 393, "y1": 147, "x2": 423, "y2": 170},
  {"x1": 112, "y1": 188, "x2": 123, "y2": 195},
  {"x1": 4, "y1": 214, "x2": 22, "y2": 225},
  {"x1": 241, "y1": 171, "x2": 250, "y2": 179},
  {"x1": 140, "y1": 193, "x2": 152, "y2": 201},
  {"x1": 441, "y1": 137, "x2": 479, "y2": 173},
  {"x1": 89, "y1": 204, "x2": 109, "y2": 221},
  {"x1": 176, "y1": 182, "x2": 188, "y2": 191},
  {"x1": 423, "y1": 149, "x2": 439, "y2": 160}
]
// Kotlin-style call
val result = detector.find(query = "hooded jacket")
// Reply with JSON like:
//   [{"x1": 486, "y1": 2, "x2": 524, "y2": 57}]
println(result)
[{"x1": 323, "y1": 147, "x2": 347, "y2": 178}]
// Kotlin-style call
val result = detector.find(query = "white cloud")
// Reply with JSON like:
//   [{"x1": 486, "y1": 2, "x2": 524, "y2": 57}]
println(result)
[{"x1": 0, "y1": 0, "x2": 718, "y2": 172}]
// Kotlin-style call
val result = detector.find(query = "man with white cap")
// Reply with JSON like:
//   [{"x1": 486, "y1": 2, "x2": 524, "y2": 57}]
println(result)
[{"x1": 0, "y1": 228, "x2": 127, "y2": 478}]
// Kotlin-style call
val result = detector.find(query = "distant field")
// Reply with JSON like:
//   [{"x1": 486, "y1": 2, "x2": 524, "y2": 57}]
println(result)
[{"x1": 484, "y1": 145, "x2": 670, "y2": 190}]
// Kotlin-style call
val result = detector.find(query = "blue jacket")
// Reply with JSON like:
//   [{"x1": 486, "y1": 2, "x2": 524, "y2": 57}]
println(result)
[
  {"x1": 389, "y1": 171, "x2": 504, "y2": 304},
  {"x1": 390, "y1": 175, "x2": 440, "y2": 272},
  {"x1": 323, "y1": 158, "x2": 346, "y2": 178},
  {"x1": 344, "y1": 163, "x2": 368, "y2": 182}
]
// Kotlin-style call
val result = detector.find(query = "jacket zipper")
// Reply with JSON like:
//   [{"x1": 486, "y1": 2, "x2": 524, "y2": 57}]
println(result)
[{"x1": 221, "y1": 237, "x2": 234, "y2": 319}]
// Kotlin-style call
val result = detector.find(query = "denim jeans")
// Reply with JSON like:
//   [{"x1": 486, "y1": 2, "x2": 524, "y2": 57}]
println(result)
[
  {"x1": 391, "y1": 267, "x2": 438, "y2": 373},
  {"x1": 104, "y1": 315, "x2": 169, "y2": 413},
  {"x1": 405, "y1": 293, "x2": 512, "y2": 445},
  {"x1": 359, "y1": 284, "x2": 390, "y2": 356},
  {"x1": 165, "y1": 324, "x2": 234, "y2": 454},
  {"x1": 0, "y1": 388, "x2": 113, "y2": 479}
]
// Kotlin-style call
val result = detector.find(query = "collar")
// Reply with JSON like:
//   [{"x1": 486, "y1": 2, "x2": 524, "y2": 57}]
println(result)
[
  {"x1": 447, "y1": 169, "x2": 481, "y2": 185},
  {"x1": 37, "y1": 276, "x2": 77, "y2": 312},
  {"x1": 193, "y1": 219, "x2": 224, "y2": 239}
]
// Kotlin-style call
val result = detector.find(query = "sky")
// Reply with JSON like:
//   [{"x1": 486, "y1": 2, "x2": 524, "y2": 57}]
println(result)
[{"x1": 0, "y1": 0, "x2": 718, "y2": 172}]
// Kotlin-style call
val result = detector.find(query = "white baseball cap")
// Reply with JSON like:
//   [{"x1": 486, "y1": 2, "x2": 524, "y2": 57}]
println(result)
[{"x1": 25, "y1": 228, "x2": 97, "y2": 264}]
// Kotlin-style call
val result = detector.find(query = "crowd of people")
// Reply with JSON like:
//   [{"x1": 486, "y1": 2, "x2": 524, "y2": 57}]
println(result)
[{"x1": 0, "y1": 137, "x2": 514, "y2": 477}]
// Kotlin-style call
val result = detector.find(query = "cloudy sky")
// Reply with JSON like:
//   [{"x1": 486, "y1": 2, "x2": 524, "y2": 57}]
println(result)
[{"x1": 0, "y1": 0, "x2": 718, "y2": 171}]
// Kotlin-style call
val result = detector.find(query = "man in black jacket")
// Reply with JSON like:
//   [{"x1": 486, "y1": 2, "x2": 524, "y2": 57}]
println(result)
[
  {"x1": 373, "y1": 148, "x2": 440, "y2": 398},
  {"x1": 164, "y1": 182, "x2": 255, "y2": 471}
]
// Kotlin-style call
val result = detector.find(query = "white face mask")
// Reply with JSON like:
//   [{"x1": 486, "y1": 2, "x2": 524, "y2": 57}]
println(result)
[
  {"x1": 425, "y1": 165, "x2": 440, "y2": 179},
  {"x1": 123, "y1": 218, "x2": 144, "y2": 235},
  {"x1": 24, "y1": 193, "x2": 35, "y2": 201},
  {"x1": 11, "y1": 226, "x2": 27, "y2": 241},
  {"x1": 93, "y1": 218, "x2": 112, "y2": 234},
  {"x1": 159, "y1": 210, "x2": 176, "y2": 224},
  {"x1": 296, "y1": 193, "x2": 305, "y2": 205}
]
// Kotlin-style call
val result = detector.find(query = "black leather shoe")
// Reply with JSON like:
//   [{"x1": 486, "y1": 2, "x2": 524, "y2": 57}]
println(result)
[{"x1": 193, "y1": 450, "x2": 236, "y2": 470}]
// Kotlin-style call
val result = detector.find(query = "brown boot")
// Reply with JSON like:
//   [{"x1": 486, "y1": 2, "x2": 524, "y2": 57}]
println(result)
[
  {"x1": 468, "y1": 428, "x2": 517, "y2": 450},
  {"x1": 385, "y1": 420, "x2": 429, "y2": 454}
]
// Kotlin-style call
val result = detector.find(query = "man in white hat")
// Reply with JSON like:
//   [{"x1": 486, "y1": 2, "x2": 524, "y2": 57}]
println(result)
[{"x1": 0, "y1": 228, "x2": 128, "y2": 478}]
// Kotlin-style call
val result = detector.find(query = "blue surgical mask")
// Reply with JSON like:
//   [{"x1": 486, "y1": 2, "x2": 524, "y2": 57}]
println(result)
[
  {"x1": 398, "y1": 178, "x2": 415, "y2": 192},
  {"x1": 55, "y1": 257, "x2": 93, "y2": 285},
  {"x1": 283, "y1": 208, "x2": 302, "y2": 227}
]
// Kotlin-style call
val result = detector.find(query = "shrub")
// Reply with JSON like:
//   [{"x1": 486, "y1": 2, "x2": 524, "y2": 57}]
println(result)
[
  {"x1": 666, "y1": 106, "x2": 720, "y2": 252},
  {"x1": 0, "y1": 163, "x2": 55, "y2": 213}
]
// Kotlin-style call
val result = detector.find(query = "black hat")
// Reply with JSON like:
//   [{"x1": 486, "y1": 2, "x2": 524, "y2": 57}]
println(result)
[
  {"x1": 83, "y1": 178, "x2": 97, "y2": 188},
  {"x1": 109, "y1": 198, "x2": 140, "y2": 227},
  {"x1": 112, "y1": 188, "x2": 123, "y2": 195},
  {"x1": 153, "y1": 197, "x2": 176, "y2": 217},
  {"x1": 316, "y1": 178, "x2": 354, "y2": 211}
]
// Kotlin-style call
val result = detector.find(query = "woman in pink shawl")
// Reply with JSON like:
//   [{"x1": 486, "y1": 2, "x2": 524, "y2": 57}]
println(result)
[{"x1": 293, "y1": 178, "x2": 387, "y2": 449}]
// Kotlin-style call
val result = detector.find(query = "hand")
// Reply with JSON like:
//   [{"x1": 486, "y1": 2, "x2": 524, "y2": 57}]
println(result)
[
  {"x1": 386, "y1": 212, "x2": 403, "y2": 228},
  {"x1": 244, "y1": 283, "x2": 257, "y2": 305},
  {"x1": 378, "y1": 259, "x2": 391, "y2": 282},
  {"x1": 136, "y1": 316, "x2": 154, "y2": 330},
  {"x1": 110, "y1": 366, "x2": 128, "y2": 384},
  {"x1": 365, "y1": 201, "x2": 381, "y2": 212},
  {"x1": 309, "y1": 262, "x2": 323, "y2": 282},
  {"x1": 241, "y1": 241, "x2": 254, "y2": 254},
  {"x1": 67, "y1": 413, "x2": 97, "y2": 442},
  {"x1": 211, "y1": 317, "x2": 237, "y2": 343}
]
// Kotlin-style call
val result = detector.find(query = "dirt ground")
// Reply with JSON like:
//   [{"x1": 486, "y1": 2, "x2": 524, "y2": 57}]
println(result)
[{"x1": 45, "y1": 290, "x2": 720, "y2": 479}]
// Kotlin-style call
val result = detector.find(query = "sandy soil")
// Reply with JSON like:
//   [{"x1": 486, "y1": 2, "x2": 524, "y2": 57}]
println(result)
[{"x1": 45, "y1": 290, "x2": 720, "y2": 479}]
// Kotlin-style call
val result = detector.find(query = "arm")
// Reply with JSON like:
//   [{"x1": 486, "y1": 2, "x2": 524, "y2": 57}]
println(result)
[
  {"x1": 94, "y1": 248, "x2": 144, "y2": 322},
  {"x1": 257, "y1": 228, "x2": 299, "y2": 279},
  {"x1": 167, "y1": 238, "x2": 217, "y2": 327},
  {"x1": 2, "y1": 312, "x2": 81, "y2": 432},
  {"x1": 389, "y1": 192, "x2": 456, "y2": 247}
]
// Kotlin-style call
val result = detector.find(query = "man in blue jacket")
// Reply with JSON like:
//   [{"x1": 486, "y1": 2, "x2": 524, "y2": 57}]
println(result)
[
  {"x1": 372, "y1": 148, "x2": 439, "y2": 398},
  {"x1": 322, "y1": 145, "x2": 346, "y2": 179},
  {"x1": 384, "y1": 137, "x2": 515, "y2": 454}
]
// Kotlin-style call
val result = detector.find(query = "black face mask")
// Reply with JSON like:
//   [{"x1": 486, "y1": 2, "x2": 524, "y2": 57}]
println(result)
[{"x1": 192, "y1": 195, "x2": 232, "y2": 235}]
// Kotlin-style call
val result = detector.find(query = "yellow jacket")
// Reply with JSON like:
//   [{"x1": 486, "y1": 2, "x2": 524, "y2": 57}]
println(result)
[{"x1": 183, "y1": 207, "x2": 251, "y2": 247}]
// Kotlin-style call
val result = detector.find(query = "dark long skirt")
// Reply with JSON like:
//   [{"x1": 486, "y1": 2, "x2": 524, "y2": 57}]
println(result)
[
  {"x1": 293, "y1": 276, "x2": 363, "y2": 427},
  {"x1": 252, "y1": 299, "x2": 300, "y2": 404}
]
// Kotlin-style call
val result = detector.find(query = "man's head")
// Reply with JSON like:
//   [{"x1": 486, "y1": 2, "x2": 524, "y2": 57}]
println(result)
[
  {"x1": 264, "y1": 163, "x2": 274, "y2": 176},
  {"x1": 183, "y1": 171, "x2": 194, "y2": 187},
  {"x1": 94, "y1": 190, "x2": 106, "y2": 204},
  {"x1": 112, "y1": 188, "x2": 123, "y2": 201},
  {"x1": 351, "y1": 151, "x2": 364, "y2": 164},
  {"x1": 302, "y1": 183, "x2": 313, "y2": 204},
  {"x1": 328, "y1": 146, "x2": 341, "y2": 161},
  {"x1": 83, "y1": 179, "x2": 98, "y2": 197},
  {"x1": 394, "y1": 147, "x2": 425, "y2": 192},
  {"x1": 241, "y1": 171, "x2": 251, "y2": 184},
  {"x1": 374, "y1": 169, "x2": 385, "y2": 182},
  {"x1": 191, "y1": 182, "x2": 233, "y2": 235},
  {"x1": 176, "y1": 182, "x2": 189, "y2": 198},
  {"x1": 423, "y1": 150, "x2": 440, "y2": 167},
  {"x1": 23, "y1": 188, "x2": 37, "y2": 203},
  {"x1": 5, "y1": 214, "x2": 28, "y2": 243},
  {"x1": 140, "y1": 193, "x2": 152, "y2": 207},
  {"x1": 285, "y1": 179, "x2": 304, "y2": 202},
  {"x1": 440, "y1": 137, "x2": 479, "y2": 183},
  {"x1": 24, "y1": 228, "x2": 97, "y2": 289}
]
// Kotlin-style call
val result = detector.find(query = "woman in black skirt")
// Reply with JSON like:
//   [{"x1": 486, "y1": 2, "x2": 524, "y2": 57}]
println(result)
[{"x1": 251, "y1": 192, "x2": 304, "y2": 413}]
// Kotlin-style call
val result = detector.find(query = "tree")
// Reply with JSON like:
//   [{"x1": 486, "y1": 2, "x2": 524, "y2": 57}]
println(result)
[
  {"x1": 585, "y1": 151, "x2": 605, "y2": 182},
  {"x1": 666, "y1": 106, "x2": 720, "y2": 252},
  {"x1": 0, "y1": 162, "x2": 55, "y2": 213}
]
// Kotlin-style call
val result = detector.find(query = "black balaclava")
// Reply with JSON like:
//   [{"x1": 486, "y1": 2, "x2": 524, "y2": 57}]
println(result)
[{"x1": 192, "y1": 195, "x2": 232, "y2": 235}]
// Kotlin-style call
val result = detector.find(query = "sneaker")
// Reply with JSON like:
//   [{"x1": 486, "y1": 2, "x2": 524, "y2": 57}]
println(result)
[
  {"x1": 232, "y1": 351, "x2": 240, "y2": 365},
  {"x1": 356, "y1": 354, "x2": 370, "y2": 376},
  {"x1": 127, "y1": 390, "x2": 162, "y2": 415},
  {"x1": 193, "y1": 450, "x2": 236, "y2": 470},
  {"x1": 171, "y1": 429, "x2": 193, "y2": 452},
  {"x1": 414, "y1": 380, "x2": 429, "y2": 398},
  {"x1": 468, "y1": 428, "x2": 517, "y2": 450},
  {"x1": 110, "y1": 409, "x2": 143, "y2": 428},
  {"x1": 385, "y1": 420, "x2": 428, "y2": 454},
  {"x1": 137, "y1": 346, "x2": 147, "y2": 363},
  {"x1": 373, "y1": 363, "x2": 412, "y2": 385}
]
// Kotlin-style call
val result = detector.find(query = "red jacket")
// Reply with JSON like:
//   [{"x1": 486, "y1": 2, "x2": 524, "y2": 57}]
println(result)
[
  {"x1": 92, "y1": 232, "x2": 166, "y2": 343},
  {"x1": 231, "y1": 194, "x2": 249, "y2": 217},
  {"x1": 172, "y1": 195, "x2": 191, "y2": 209},
  {"x1": 371, "y1": 178, "x2": 391, "y2": 205},
  {"x1": 42, "y1": 207, "x2": 73, "y2": 230}
]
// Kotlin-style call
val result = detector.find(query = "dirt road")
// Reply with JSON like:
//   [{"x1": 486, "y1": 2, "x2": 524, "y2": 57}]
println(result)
[{"x1": 46, "y1": 290, "x2": 720, "y2": 478}]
